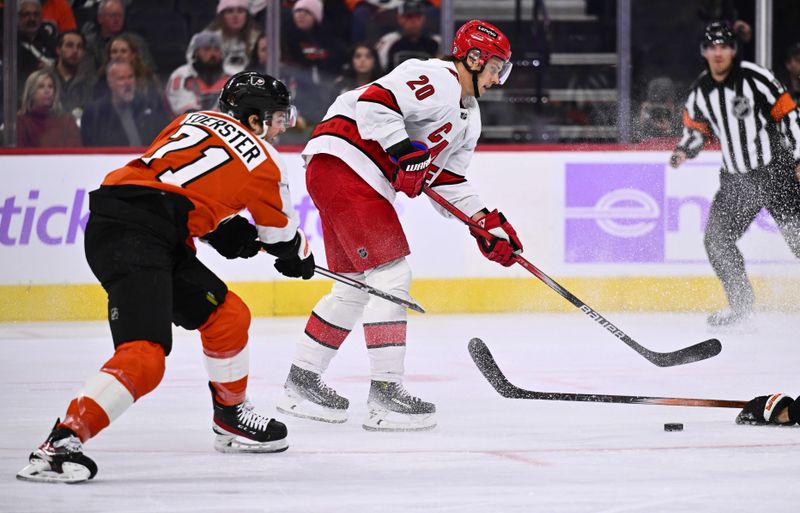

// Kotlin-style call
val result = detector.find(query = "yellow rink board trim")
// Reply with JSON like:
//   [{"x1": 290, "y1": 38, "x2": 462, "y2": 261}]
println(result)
[{"x1": 1, "y1": 277, "x2": 798, "y2": 322}]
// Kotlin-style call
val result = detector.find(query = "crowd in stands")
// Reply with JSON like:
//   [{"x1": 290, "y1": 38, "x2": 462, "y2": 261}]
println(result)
[
  {"x1": 6, "y1": 0, "x2": 443, "y2": 148},
  {"x1": 3, "y1": 0, "x2": 799, "y2": 148}
]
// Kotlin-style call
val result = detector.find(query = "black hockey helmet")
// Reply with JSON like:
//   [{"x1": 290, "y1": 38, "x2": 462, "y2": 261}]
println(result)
[
  {"x1": 701, "y1": 21, "x2": 737, "y2": 51},
  {"x1": 218, "y1": 71, "x2": 296, "y2": 128}
]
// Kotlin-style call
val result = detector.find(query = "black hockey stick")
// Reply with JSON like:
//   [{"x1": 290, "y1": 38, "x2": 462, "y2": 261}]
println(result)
[
  {"x1": 313, "y1": 265, "x2": 426, "y2": 313},
  {"x1": 423, "y1": 187, "x2": 721, "y2": 367},
  {"x1": 260, "y1": 242, "x2": 425, "y2": 313},
  {"x1": 468, "y1": 337, "x2": 746, "y2": 408}
]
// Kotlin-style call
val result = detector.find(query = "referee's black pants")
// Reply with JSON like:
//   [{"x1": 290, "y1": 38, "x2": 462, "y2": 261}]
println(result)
[{"x1": 704, "y1": 159, "x2": 800, "y2": 313}]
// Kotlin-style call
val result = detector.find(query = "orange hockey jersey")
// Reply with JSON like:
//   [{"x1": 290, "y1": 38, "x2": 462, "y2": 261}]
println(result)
[{"x1": 102, "y1": 111, "x2": 299, "y2": 244}]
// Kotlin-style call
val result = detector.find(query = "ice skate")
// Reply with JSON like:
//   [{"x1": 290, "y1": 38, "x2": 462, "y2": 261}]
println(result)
[
  {"x1": 211, "y1": 384, "x2": 289, "y2": 453},
  {"x1": 363, "y1": 380, "x2": 436, "y2": 432},
  {"x1": 276, "y1": 364, "x2": 349, "y2": 423},
  {"x1": 16, "y1": 419, "x2": 98, "y2": 484}
]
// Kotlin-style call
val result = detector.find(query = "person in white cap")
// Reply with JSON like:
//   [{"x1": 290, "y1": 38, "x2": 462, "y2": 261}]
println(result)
[
  {"x1": 205, "y1": 0, "x2": 262, "y2": 75},
  {"x1": 283, "y1": 0, "x2": 345, "y2": 126},
  {"x1": 166, "y1": 31, "x2": 231, "y2": 116}
]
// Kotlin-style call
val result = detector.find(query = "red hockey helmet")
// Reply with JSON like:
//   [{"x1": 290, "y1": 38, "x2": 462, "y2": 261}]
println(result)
[{"x1": 452, "y1": 20, "x2": 513, "y2": 84}]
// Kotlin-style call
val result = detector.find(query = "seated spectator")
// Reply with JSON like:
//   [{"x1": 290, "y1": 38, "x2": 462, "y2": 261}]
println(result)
[
  {"x1": 51, "y1": 30, "x2": 97, "y2": 120},
  {"x1": 18, "y1": 0, "x2": 58, "y2": 92},
  {"x1": 332, "y1": 43, "x2": 383, "y2": 97},
  {"x1": 780, "y1": 42, "x2": 800, "y2": 103},
  {"x1": 205, "y1": 0, "x2": 262, "y2": 75},
  {"x1": 81, "y1": 60, "x2": 168, "y2": 147},
  {"x1": 166, "y1": 31, "x2": 231, "y2": 116},
  {"x1": 283, "y1": 0, "x2": 346, "y2": 125},
  {"x1": 246, "y1": 33, "x2": 268, "y2": 72},
  {"x1": 94, "y1": 34, "x2": 164, "y2": 112},
  {"x1": 375, "y1": 0, "x2": 441, "y2": 71},
  {"x1": 41, "y1": 0, "x2": 77, "y2": 32},
  {"x1": 83, "y1": 0, "x2": 152, "y2": 71},
  {"x1": 346, "y1": 0, "x2": 439, "y2": 44},
  {"x1": 636, "y1": 77, "x2": 681, "y2": 142},
  {"x1": 17, "y1": 68, "x2": 82, "y2": 148}
]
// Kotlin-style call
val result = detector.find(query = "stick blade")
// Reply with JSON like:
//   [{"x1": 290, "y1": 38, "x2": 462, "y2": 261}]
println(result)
[
  {"x1": 650, "y1": 338, "x2": 722, "y2": 367},
  {"x1": 468, "y1": 338, "x2": 519, "y2": 398}
]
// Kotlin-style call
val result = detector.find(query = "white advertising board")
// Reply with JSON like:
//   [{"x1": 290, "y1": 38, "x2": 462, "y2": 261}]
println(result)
[{"x1": 0, "y1": 150, "x2": 796, "y2": 286}]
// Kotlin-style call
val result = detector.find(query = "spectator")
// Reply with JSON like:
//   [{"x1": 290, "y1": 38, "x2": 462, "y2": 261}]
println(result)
[
  {"x1": 283, "y1": 0, "x2": 346, "y2": 126},
  {"x1": 81, "y1": 60, "x2": 168, "y2": 147},
  {"x1": 205, "y1": 0, "x2": 262, "y2": 75},
  {"x1": 375, "y1": 0, "x2": 441, "y2": 71},
  {"x1": 166, "y1": 31, "x2": 231, "y2": 116},
  {"x1": 84, "y1": 0, "x2": 152, "y2": 71},
  {"x1": 41, "y1": 0, "x2": 77, "y2": 32},
  {"x1": 246, "y1": 33, "x2": 268, "y2": 72},
  {"x1": 18, "y1": 0, "x2": 58, "y2": 92},
  {"x1": 346, "y1": 0, "x2": 439, "y2": 45},
  {"x1": 635, "y1": 77, "x2": 681, "y2": 142},
  {"x1": 17, "y1": 69, "x2": 82, "y2": 148},
  {"x1": 780, "y1": 43, "x2": 800, "y2": 103},
  {"x1": 95, "y1": 34, "x2": 164, "y2": 112},
  {"x1": 52, "y1": 30, "x2": 97, "y2": 120},
  {"x1": 332, "y1": 43, "x2": 383, "y2": 97}
]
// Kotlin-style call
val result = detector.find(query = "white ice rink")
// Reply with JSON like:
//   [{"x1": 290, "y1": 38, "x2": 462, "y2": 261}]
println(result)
[{"x1": 1, "y1": 311, "x2": 799, "y2": 513}]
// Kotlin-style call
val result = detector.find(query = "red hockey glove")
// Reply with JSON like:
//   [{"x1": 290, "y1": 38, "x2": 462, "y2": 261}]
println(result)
[
  {"x1": 736, "y1": 394, "x2": 800, "y2": 426},
  {"x1": 389, "y1": 140, "x2": 431, "y2": 198},
  {"x1": 470, "y1": 210, "x2": 523, "y2": 267}
]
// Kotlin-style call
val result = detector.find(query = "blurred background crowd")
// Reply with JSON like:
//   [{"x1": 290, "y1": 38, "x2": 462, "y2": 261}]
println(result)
[{"x1": 1, "y1": 0, "x2": 799, "y2": 148}]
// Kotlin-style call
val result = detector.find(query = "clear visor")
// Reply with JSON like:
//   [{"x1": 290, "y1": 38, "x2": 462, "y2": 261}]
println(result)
[
  {"x1": 479, "y1": 51, "x2": 513, "y2": 85},
  {"x1": 265, "y1": 105, "x2": 297, "y2": 129},
  {"x1": 498, "y1": 60, "x2": 513, "y2": 85}
]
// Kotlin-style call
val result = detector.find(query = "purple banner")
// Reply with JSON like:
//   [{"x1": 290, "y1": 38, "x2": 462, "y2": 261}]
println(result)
[{"x1": 565, "y1": 163, "x2": 665, "y2": 263}]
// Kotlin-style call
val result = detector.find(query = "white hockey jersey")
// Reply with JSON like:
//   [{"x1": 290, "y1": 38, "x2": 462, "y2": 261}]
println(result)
[{"x1": 302, "y1": 58, "x2": 485, "y2": 217}]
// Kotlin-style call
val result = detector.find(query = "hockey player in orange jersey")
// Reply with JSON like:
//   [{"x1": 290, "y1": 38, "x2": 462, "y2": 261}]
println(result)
[{"x1": 17, "y1": 71, "x2": 314, "y2": 484}]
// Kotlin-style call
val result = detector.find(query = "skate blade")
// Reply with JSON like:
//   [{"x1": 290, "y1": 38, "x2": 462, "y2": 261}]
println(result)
[
  {"x1": 276, "y1": 395, "x2": 348, "y2": 423},
  {"x1": 16, "y1": 460, "x2": 92, "y2": 484},
  {"x1": 213, "y1": 434, "x2": 289, "y2": 454},
  {"x1": 362, "y1": 409, "x2": 437, "y2": 432}
]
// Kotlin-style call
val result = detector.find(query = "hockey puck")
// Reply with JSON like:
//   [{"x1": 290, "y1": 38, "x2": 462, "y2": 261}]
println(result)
[{"x1": 664, "y1": 423, "x2": 684, "y2": 432}]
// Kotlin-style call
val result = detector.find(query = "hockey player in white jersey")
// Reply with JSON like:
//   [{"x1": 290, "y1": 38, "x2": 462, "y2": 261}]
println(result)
[{"x1": 277, "y1": 20, "x2": 523, "y2": 431}]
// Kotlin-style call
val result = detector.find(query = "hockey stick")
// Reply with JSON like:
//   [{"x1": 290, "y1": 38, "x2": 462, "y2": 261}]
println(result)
[
  {"x1": 468, "y1": 337, "x2": 746, "y2": 408},
  {"x1": 259, "y1": 242, "x2": 425, "y2": 313},
  {"x1": 423, "y1": 186, "x2": 721, "y2": 367},
  {"x1": 313, "y1": 265, "x2": 426, "y2": 313}
]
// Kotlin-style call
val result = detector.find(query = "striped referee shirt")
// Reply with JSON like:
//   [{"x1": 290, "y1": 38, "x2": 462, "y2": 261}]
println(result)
[{"x1": 677, "y1": 60, "x2": 800, "y2": 173}]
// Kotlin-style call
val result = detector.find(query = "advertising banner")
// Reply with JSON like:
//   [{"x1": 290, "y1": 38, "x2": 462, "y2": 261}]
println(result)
[{"x1": 1, "y1": 150, "x2": 797, "y2": 286}]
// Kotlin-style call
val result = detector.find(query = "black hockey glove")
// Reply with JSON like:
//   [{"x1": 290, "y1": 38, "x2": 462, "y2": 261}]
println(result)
[
  {"x1": 735, "y1": 394, "x2": 800, "y2": 426},
  {"x1": 263, "y1": 230, "x2": 315, "y2": 280},
  {"x1": 202, "y1": 215, "x2": 261, "y2": 259}
]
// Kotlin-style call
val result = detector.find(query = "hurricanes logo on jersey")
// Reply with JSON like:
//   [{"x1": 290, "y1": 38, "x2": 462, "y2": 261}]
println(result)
[{"x1": 732, "y1": 96, "x2": 752, "y2": 119}]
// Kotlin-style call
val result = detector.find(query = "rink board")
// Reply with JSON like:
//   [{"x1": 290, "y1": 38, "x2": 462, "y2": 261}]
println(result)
[{"x1": 1, "y1": 151, "x2": 798, "y2": 321}]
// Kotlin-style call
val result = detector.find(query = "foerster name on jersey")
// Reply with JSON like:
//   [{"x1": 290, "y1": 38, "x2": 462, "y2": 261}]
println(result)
[{"x1": 184, "y1": 113, "x2": 267, "y2": 170}]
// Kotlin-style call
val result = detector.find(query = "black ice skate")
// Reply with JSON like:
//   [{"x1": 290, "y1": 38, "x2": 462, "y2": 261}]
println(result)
[
  {"x1": 211, "y1": 384, "x2": 289, "y2": 453},
  {"x1": 707, "y1": 308, "x2": 753, "y2": 327},
  {"x1": 363, "y1": 380, "x2": 436, "y2": 432},
  {"x1": 276, "y1": 364, "x2": 349, "y2": 423},
  {"x1": 16, "y1": 419, "x2": 98, "y2": 484}
]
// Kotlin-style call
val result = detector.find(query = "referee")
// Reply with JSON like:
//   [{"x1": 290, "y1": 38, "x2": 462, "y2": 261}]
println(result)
[{"x1": 670, "y1": 21, "x2": 800, "y2": 326}]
